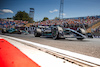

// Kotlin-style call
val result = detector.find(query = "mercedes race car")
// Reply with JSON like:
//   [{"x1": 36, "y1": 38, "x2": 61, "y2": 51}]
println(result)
[{"x1": 34, "y1": 25, "x2": 93, "y2": 40}]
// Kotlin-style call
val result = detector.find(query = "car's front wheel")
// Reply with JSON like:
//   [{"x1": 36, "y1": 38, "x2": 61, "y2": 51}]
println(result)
[{"x1": 34, "y1": 29, "x2": 41, "y2": 37}]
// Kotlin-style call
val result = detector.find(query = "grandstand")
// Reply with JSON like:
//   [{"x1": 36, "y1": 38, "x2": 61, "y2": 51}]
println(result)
[
  {"x1": 0, "y1": 15, "x2": 100, "y2": 37},
  {"x1": 0, "y1": 19, "x2": 28, "y2": 28},
  {"x1": 87, "y1": 21, "x2": 100, "y2": 33}
]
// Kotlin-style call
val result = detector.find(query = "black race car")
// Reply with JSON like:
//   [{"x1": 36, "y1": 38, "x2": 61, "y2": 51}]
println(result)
[{"x1": 34, "y1": 25, "x2": 93, "y2": 40}]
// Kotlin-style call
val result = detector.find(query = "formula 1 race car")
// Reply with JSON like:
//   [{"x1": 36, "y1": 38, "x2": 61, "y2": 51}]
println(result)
[
  {"x1": 1, "y1": 28, "x2": 18, "y2": 34},
  {"x1": 34, "y1": 25, "x2": 93, "y2": 40}
]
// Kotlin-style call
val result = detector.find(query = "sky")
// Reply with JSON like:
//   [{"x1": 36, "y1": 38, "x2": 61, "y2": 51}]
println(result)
[{"x1": 0, "y1": 0, "x2": 100, "y2": 21}]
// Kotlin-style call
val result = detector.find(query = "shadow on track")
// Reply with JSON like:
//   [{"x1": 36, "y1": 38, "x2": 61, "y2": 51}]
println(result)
[{"x1": 40, "y1": 36, "x2": 90, "y2": 42}]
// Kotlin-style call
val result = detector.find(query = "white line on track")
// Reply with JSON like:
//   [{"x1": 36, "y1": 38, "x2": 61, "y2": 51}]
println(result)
[{"x1": 1, "y1": 35, "x2": 100, "y2": 66}]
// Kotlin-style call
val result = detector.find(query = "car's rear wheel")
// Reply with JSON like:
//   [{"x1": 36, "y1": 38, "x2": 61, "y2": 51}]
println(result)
[
  {"x1": 2, "y1": 29, "x2": 7, "y2": 33},
  {"x1": 52, "y1": 28, "x2": 59, "y2": 40}
]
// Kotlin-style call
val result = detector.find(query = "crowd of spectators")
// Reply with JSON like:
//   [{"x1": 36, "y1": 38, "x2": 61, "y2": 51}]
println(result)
[
  {"x1": 34, "y1": 16, "x2": 100, "y2": 30},
  {"x1": 0, "y1": 16, "x2": 100, "y2": 31},
  {"x1": 0, "y1": 19, "x2": 28, "y2": 29},
  {"x1": 93, "y1": 26, "x2": 100, "y2": 33}
]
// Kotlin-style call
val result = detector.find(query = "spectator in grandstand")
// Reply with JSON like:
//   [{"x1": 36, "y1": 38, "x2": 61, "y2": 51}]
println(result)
[
  {"x1": 0, "y1": 19, "x2": 28, "y2": 28},
  {"x1": 32, "y1": 16, "x2": 100, "y2": 31}
]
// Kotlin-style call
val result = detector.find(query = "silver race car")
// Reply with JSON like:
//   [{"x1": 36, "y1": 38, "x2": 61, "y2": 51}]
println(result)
[{"x1": 34, "y1": 25, "x2": 93, "y2": 40}]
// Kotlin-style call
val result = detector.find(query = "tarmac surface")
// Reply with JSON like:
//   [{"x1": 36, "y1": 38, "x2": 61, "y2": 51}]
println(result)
[
  {"x1": 1, "y1": 33, "x2": 100, "y2": 59},
  {"x1": 0, "y1": 34, "x2": 79, "y2": 67}
]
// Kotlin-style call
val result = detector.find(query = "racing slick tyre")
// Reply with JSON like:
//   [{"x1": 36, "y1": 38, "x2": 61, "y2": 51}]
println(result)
[
  {"x1": 2, "y1": 28, "x2": 7, "y2": 33},
  {"x1": 52, "y1": 27, "x2": 59, "y2": 40},
  {"x1": 86, "y1": 33, "x2": 93, "y2": 38},
  {"x1": 34, "y1": 28, "x2": 41, "y2": 37},
  {"x1": 1, "y1": 29, "x2": 5, "y2": 33}
]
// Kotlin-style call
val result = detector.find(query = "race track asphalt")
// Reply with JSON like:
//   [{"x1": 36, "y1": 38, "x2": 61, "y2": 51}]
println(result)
[{"x1": 1, "y1": 34, "x2": 100, "y2": 58}]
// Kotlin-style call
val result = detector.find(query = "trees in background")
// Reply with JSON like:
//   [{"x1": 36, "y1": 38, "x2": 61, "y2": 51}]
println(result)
[
  {"x1": 13, "y1": 11, "x2": 50, "y2": 23},
  {"x1": 42, "y1": 17, "x2": 49, "y2": 21},
  {"x1": 13, "y1": 11, "x2": 31, "y2": 21},
  {"x1": 54, "y1": 17, "x2": 60, "y2": 20}
]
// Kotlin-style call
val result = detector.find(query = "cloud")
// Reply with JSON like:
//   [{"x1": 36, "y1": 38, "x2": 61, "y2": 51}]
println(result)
[
  {"x1": 49, "y1": 9, "x2": 58, "y2": 13},
  {"x1": 49, "y1": 11, "x2": 53, "y2": 13},
  {"x1": 0, "y1": 9, "x2": 14, "y2": 13}
]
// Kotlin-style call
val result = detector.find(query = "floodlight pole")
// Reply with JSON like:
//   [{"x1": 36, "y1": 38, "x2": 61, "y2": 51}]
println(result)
[{"x1": 59, "y1": 0, "x2": 64, "y2": 19}]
